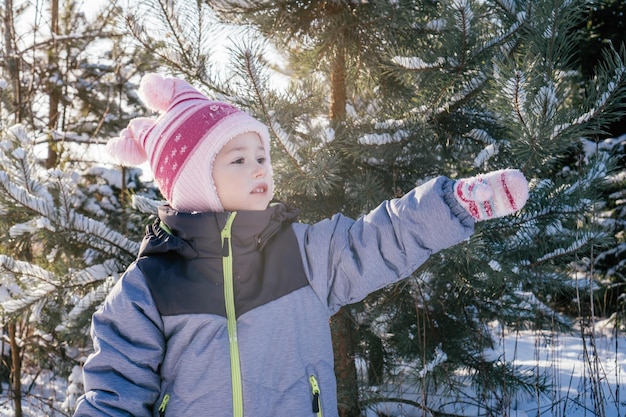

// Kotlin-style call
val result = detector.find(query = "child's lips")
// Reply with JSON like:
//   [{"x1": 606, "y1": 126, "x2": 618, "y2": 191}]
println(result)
[{"x1": 252, "y1": 184, "x2": 268, "y2": 194}]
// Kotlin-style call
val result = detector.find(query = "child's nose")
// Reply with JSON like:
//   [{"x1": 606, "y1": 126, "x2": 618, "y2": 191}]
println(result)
[{"x1": 253, "y1": 162, "x2": 266, "y2": 177}]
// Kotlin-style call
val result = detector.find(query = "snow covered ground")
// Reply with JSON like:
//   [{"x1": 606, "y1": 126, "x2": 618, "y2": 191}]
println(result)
[
  {"x1": 364, "y1": 319, "x2": 625, "y2": 417},
  {"x1": 501, "y1": 322, "x2": 625, "y2": 417},
  {"x1": 0, "y1": 320, "x2": 624, "y2": 416}
]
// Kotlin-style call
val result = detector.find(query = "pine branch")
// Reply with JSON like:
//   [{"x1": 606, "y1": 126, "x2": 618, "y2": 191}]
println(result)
[
  {"x1": 66, "y1": 259, "x2": 122, "y2": 287},
  {"x1": 504, "y1": 69, "x2": 529, "y2": 130},
  {"x1": 64, "y1": 211, "x2": 140, "y2": 256},
  {"x1": 0, "y1": 172, "x2": 56, "y2": 219},
  {"x1": 464, "y1": 129, "x2": 501, "y2": 167},
  {"x1": 552, "y1": 54, "x2": 626, "y2": 140},
  {"x1": 535, "y1": 231, "x2": 609, "y2": 264},
  {"x1": 0, "y1": 171, "x2": 139, "y2": 257},
  {"x1": 436, "y1": 71, "x2": 489, "y2": 116},
  {"x1": 56, "y1": 277, "x2": 117, "y2": 332},
  {"x1": 125, "y1": 9, "x2": 228, "y2": 97},
  {"x1": 132, "y1": 194, "x2": 163, "y2": 215},
  {"x1": 0, "y1": 255, "x2": 58, "y2": 314},
  {"x1": 238, "y1": 45, "x2": 305, "y2": 173}
]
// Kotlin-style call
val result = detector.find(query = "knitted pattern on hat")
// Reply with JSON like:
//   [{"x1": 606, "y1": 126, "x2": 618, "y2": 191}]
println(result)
[
  {"x1": 106, "y1": 73, "x2": 272, "y2": 213},
  {"x1": 454, "y1": 169, "x2": 528, "y2": 221}
]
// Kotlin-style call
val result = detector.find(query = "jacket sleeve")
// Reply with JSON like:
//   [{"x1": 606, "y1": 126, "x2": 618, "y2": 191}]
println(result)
[
  {"x1": 294, "y1": 176, "x2": 475, "y2": 314},
  {"x1": 73, "y1": 263, "x2": 165, "y2": 417}
]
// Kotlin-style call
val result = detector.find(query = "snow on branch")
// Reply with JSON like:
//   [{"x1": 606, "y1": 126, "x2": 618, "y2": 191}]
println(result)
[
  {"x1": 565, "y1": 155, "x2": 609, "y2": 195},
  {"x1": 392, "y1": 56, "x2": 445, "y2": 71},
  {"x1": 417, "y1": 344, "x2": 448, "y2": 378},
  {"x1": 506, "y1": 290, "x2": 572, "y2": 327},
  {"x1": 9, "y1": 218, "x2": 49, "y2": 237},
  {"x1": 536, "y1": 231, "x2": 608, "y2": 263},
  {"x1": 132, "y1": 194, "x2": 165, "y2": 215},
  {"x1": 0, "y1": 169, "x2": 139, "y2": 256},
  {"x1": 437, "y1": 72, "x2": 488, "y2": 115},
  {"x1": 476, "y1": 17, "x2": 522, "y2": 56},
  {"x1": 503, "y1": 70, "x2": 528, "y2": 126},
  {"x1": 57, "y1": 280, "x2": 117, "y2": 332},
  {"x1": 66, "y1": 259, "x2": 122, "y2": 287},
  {"x1": 531, "y1": 83, "x2": 558, "y2": 121},
  {"x1": 552, "y1": 63, "x2": 626, "y2": 140},
  {"x1": 464, "y1": 129, "x2": 501, "y2": 167},
  {"x1": 268, "y1": 113, "x2": 303, "y2": 164},
  {"x1": 0, "y1": 255, "x2": 58, "y2": 313},
  {"x1": 0, "y1": 171, "x2": 56, "y2": 218},
  {"x1": 67, "y1": 211, "x2": 140, "y2": 256},
  {"x1": 465, "y1": 128, "x2": 497, "y2": 145},
  {"x1": 452, "y1": 0, "x2": 473, "y2": 36},
  {"x1": 426, "y1": 19, "x2": 446, "y2": 31},
  {"x1": 0, "y1": 125, "x2": 46, "y2": 196},
  {"x1": 359, "y1": 130, "x2": 410, "y2": 146},
  {"x1": 358, "y1": 118, "x2": 412, "y2": 145}
]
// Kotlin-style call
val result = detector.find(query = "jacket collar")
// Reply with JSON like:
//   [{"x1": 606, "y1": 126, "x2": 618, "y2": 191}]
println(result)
[{"x1": 138, "y1": 203, "x2": 299, "y2": 259}]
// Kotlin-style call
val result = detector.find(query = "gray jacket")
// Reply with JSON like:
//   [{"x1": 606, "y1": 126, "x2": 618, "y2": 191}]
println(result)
[{"x1": 74, "y1": 176, "x2": 474, "y2": 417}]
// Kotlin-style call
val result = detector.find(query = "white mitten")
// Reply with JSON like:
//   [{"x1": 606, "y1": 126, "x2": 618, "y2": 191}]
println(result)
[{"x1": 454, "y1": 169, "x2": 528, "y2": 221}]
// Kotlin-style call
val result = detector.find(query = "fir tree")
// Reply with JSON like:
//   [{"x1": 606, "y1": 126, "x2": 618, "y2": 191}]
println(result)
[
  {"x1": 202, "y1": 2, "x2": 445, "y2": 414},
  {"x1": 124, "y1": 0, "x2": 626, "y2": 415},
  {"x1": 0, "y1": 0, "x2": 617, "y2": 414},
  {"x1": 355, "y1": 1, "x2": 625, "y2": 414},
  {"x1": 574, "y1": 0, "x2": 626, "y2": 326},
  {"x1": 0, "y1": 1, "x2": 159, "y2": 414}
]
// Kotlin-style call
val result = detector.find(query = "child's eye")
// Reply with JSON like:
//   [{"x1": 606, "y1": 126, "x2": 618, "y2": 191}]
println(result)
[
  {"x1": 232, "y1": 158, "x2": 244, "y2": 164},
  {"x1": 257, "y1": 157, "x2": 266, "y2": 164}
]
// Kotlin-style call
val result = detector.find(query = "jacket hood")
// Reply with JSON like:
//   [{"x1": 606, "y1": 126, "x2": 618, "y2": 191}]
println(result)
[{"x1": 138, "y1": 203, "x2": 300, "y2": 260}]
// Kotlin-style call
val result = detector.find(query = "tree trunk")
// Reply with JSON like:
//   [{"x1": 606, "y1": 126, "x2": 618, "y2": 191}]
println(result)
[
  {"x1": 8, "y1": 323, "x2": 22, "y2": 417},
  {"x1": 46, "y1": 0, "x2": 61, "y2": 169},
  {"x1": 366, "y1": 332, "x2": 384, "y2": 387},
  {"x1": 3, "y1": 0, "x2": 24, "y2": 123},
  {"x1": 329, "y1": 46, "x2": 347, "y2": 123},
  {"x1": 328, "y1": 39, "x2": 361, "y2": 416},
  {"x1": 330, "y1": 308, "x2": 361, "y2": 417}
]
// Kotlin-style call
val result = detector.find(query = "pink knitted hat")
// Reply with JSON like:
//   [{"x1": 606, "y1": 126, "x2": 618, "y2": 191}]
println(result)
[{"x1": 106, "y1": 73, "x2": 272, "y2": 213}]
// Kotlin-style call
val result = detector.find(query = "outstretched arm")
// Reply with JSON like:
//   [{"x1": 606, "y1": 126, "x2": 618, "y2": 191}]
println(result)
[{"x1": 296, "y1": 170, "x2": 528, "y2": 314}]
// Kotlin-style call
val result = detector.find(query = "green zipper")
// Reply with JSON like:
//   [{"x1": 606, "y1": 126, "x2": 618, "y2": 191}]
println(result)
[
  {"x1": 221, "y1": 212, "x2": 244, "y2": 417},
  {"x1": 158, "y1": 394, "x2": 170, "y2": 417},
  {"x1": 309, "y1": 375, "x2": 323, "y2": 417},
  {"x1": 159, "y1": 221, "x2": 173, "y2": 235}
]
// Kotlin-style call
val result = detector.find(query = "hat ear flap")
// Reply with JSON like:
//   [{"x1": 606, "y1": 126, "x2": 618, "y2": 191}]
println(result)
[
  {"x1": 106, "y1": 117, "x2": 155, "y2": 166},
  {"x1": 138, "y1": 73, "x2": 176, "y2": 112}
]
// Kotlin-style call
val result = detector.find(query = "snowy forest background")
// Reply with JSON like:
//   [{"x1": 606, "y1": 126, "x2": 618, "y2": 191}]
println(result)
[{"x1": 0, "y1": 0, "x2": 626, "y2": 416}]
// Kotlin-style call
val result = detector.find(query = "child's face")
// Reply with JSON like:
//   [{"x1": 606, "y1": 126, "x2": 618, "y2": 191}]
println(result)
[{"x1": 213, "y1": 132, "x2": 273, "y2": 211}]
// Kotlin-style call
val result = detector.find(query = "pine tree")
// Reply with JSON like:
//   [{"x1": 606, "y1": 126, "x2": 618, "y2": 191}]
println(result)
[
  {"x1": 91, "y1": 0, "x2": 626, "y2": 415},
  {"x1": 585, "y1": 134, "x2": 626, "y2": 326},
  {"x1": 0, "y1": 121, "x2": 156, "y2": 412},
  {"x1": 574, "y1": 0, "x2": 626, "y2": 327},
  {"x1": 0, "y1": 1, "x2": 161, "y2": 414},
  {"x1": 351, "y1": 1, "x2": 625, "y2": 414},
  {"x1": 201, "y1": 2, "x2": 443, "y2": 415}
]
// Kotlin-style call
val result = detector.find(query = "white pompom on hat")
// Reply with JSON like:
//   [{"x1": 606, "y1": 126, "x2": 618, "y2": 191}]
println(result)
[{"x1": 106, "y1": 73, "x2": 272, "y2": 213}]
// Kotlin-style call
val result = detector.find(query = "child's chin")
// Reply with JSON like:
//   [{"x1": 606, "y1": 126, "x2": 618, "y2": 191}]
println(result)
[
  {"x1": 249, "y1": 203, "x2": 270, "y2": 211},
  {"x1": 227, "y1": 203, "x2": 269, "y2": 212}
]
